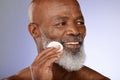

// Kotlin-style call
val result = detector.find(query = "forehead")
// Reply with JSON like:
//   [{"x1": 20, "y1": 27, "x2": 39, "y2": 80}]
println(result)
[
  {"x1": 41, "y1": 0, "x2": 80, "y2": 13},
  {"x1": 34, "y1": 0, "x2": 82, "y2": 24}
]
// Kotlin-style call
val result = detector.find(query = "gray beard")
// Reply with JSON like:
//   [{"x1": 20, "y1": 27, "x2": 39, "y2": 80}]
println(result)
[
  {"x1": 43, "y1": 41, "x2": 86, "y2": 72},
  {"x1": 55, "y1": 45, "x2": 86, "y2": 72},
  {"x1": 40, "y1": 30, "x2": 86, "y2": 72}
]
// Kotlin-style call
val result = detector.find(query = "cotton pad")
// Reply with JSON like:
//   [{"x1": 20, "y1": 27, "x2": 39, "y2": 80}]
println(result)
[{"x1": 47, "y1": 41, "x2": 63, "y2": 51}]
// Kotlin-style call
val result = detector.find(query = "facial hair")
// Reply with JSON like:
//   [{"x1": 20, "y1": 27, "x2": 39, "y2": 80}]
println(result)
[
  {"x1": 55, "y1": 44, "x2": 86, "y2": 72},
  {"x1": 40, "y1": 29, "x2": 86, "y2": 72}
]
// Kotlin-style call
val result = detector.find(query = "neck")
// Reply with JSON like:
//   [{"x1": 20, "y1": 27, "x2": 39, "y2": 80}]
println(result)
[{"x1": 52, "y1": 63, "x2": 74, "y2": 80}]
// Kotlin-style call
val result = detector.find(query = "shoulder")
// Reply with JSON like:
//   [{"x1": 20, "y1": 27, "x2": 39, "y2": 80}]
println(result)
[
  {"x1": 75, "y1": 66, "x2": 110, "y2": 80},
  {"x1": 2, "y1": 75, "x2": 24, "y2": 80},
  {"x1": 2, "y1": 67, "x2": 31, "y2": 80}
]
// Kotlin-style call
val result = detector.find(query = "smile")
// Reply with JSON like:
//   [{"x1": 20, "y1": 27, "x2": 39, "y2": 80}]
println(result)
[
  {"x1": 63, "y1": 41, "x2": 81, "y2": 49},
  {"x1": 64, "y1": 42, "x2": 79, "y2": 45}
]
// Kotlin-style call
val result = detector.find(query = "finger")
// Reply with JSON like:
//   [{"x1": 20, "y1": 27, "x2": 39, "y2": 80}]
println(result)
[
  {"x1": 35, "y1": 46, "x2": 62, "y2": 62},
  {"x1": 32, "y1": 47, "x2": 63, "y2": 66},
  {"x1": 34, "y1": 47, "x2": 56, "y2": 61},
  {"x1": 33, "y1": 51, "x2": 63, "y2": 67},
  {"x1": 45, "y1": 51, "x2": 64, "y2": 67},
  {"x1": 38, "y1": 48, "x2": 62, "y2": 61},
  {"x1": 41, "y1": 55, "x2": 60, "y2": 67}
]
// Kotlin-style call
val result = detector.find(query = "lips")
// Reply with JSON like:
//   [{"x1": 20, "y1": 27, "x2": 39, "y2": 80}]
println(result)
[{"x1": 63, "y1": 41, "x2": 81, "y2": 49}]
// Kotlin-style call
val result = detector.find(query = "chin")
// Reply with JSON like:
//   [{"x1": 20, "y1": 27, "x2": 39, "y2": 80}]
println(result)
[{"x1": 55, "y1": 44, "x2": 86, "y2": 72}]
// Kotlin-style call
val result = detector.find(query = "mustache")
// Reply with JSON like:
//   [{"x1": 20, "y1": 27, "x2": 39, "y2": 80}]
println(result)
[{"x1": 60, "y1": 35, "x2": 84, "y2": 44}]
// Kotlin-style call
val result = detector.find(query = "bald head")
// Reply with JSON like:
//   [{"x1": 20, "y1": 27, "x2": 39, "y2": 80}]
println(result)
[{"x1": 28, "y1": 0, "x2": 81, "y2": 24}]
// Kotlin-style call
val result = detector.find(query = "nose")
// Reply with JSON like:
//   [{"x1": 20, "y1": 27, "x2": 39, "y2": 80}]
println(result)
[{"x1": 66, "y1": 24, "x2": 80, "y2": 36}]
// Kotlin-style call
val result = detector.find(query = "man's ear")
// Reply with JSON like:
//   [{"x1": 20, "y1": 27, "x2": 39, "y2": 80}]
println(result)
[{"x1": 28, "y1": 23, "x2": 41, "y2": 38}]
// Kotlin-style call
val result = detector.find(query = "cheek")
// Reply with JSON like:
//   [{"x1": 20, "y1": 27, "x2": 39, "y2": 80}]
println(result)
[
  {"x1": 47, "y1": 28, "x2": 64, "y2": 41},
  {"x1": 78, "y1": 26, "x2": 86, "y2": 38},
  {"x1": 82, "y1": 26, "x2": 86, "y2": 38}
]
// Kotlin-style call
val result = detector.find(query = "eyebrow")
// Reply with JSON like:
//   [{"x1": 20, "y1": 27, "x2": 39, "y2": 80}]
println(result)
[
  {"x1": 76, "y1": 16, "x2": 84, "y2": 21},
  {"x1": 53, "y1": 16, "x2": 69, "y2": 21},
  {"x1": 51, "y1": 15, "x2": 84, "y2": 23}
]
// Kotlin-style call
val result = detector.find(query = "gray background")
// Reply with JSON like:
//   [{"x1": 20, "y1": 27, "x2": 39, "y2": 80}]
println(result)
[{"x1": 0, "y1": 0, "x2": 120, "y2": 79}]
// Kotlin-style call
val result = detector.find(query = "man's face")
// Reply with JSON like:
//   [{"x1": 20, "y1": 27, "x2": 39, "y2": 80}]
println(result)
[
  {"x1": 33, "y1": 0, "x2": 86, "y2": 71},
  {"x1": 37, "y1": 0, "x2": 86, "y2": 53}
]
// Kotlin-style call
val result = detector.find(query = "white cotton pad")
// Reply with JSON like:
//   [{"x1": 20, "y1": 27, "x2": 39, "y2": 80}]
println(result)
[{"x1": 47, "y1": 41, "x2": 63, "y2": 51}]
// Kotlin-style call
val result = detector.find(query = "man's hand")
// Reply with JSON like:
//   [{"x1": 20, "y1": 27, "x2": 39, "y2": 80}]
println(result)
[{"x1": 31, "y1": 47, "x2": 63, "y2": 80}]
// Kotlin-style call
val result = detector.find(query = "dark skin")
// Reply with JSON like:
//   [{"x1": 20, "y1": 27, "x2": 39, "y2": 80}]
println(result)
[{"x1": 4, "y1": 0, "x2": 110, "y2": 80}]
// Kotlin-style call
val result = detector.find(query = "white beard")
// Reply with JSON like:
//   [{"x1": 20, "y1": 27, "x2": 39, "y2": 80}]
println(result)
[
  {"x1": 55, "y1": 44, "x2": 86, "y2": 72},
  {"x1": 40, "y1": 30, "x2": 86, "y2": 72}
]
